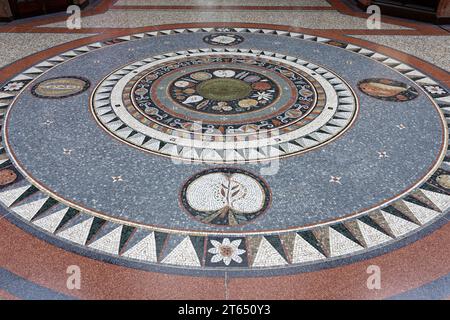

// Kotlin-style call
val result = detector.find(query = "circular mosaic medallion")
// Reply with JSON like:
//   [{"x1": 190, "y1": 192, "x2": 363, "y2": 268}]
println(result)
[
  {"x1": 180, "y1": 168, "x2": 271, "y2": 226},
  {"x1": 357, "y1": 78, "x2": 419, "y2": 102},
  {"x1": 31, "y1": 76, "x2": 90, "y2": 99},
  {"x1": 1, "y1": 27, "x2": 449, "y2": 274},
  {"x1": 203, "y1": 33, "x2": 244, "y2": 46},
  {"x1": 0, "y1": 169, "x2": 17, "y2": 186},
  {"x1": 93, "y1": 51, "x2": 356, "y2": 163}
]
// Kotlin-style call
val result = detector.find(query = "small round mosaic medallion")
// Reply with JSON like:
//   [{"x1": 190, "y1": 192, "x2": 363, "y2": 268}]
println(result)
[
  {"x1": 436, "y1": 174, "x2": 450, "y2": 189},
  {"x1": 0, "y1": 169, "x2": 17, "y2": 186},
  {"x1": 180, "y1": 168, "x2": 271, "y2": 226},
  {"x1": 203, "y1": 33, "x2": 244, "y2": 46},
  {"x1": 357, "y1": 78, "x2": 419, "y2": 102},
  {"x1": 31, "y1": 76, "x2": 90, "y2": 99}
]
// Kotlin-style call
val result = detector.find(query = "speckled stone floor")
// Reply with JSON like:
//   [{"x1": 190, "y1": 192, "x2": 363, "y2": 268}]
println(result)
[
  {"x1": 351, "y1": 35, "x2": 450, "y2": 72},
  {"x1": 0, "y1": 0, "x2": 448, "y2": 300}
]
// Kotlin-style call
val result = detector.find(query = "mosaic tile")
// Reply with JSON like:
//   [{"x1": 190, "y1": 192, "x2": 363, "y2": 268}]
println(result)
[
  {"x1": 32, "y1": 205, "x2": 71, "y2": 234},
  {"x1": 122, "y1": 230, "x2": 160, "y2": 262},
  {"x1": 205, "y1": 237, "x2": 247, "y2": 267},
  {"x1": 92, "y1": 47, "x2": 356, "y2": 163},
  {"x1": 328, "y1": 226, "x2": 364, "y2": 257},
  {"x1": 10, "y1": 193, "x2": 53, "y2": 221},
  {"x1": 291, "y1": 232, "x2": 326, "y2": 264},
  {"x1": 88, "y1": 224, "x2": 123, "y2": 255},
  {"x1": 161, "y1": 236, "x2": 202, "y2": 267},
  {"x1": 56, "y1": 214, "x2": 94, "y2": 246},
  {"x1": 380, "y1": 210, "x2": 419, "y2": 238},
  {"x1": 251, "y1": 237, "x2": 288, "y2": 267},
  {"x1": 31, "y1": 77, "x2": 91, "y2": 99},
  {"x1": 356, "y1": 219, "x2": 393, "y2": 248}
]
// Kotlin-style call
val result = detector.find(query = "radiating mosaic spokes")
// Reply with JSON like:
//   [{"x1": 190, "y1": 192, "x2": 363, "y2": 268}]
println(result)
[{"x1": 0, "y1": 27, "x2": 449, "y2": 272}]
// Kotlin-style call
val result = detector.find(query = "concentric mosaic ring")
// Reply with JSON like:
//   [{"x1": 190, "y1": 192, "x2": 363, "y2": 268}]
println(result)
[
  {"x1": 168, "y1": 67, "x2": 280, "y2": 114},
  {"x1": 132, "y1": 55, "x2": 303, "y2": 126},
  {"x1": 128, "y1": 54, "x2": 323, "y2": 132},
  {"x1": 92, "y1": 50, "x2": 357, "y2": 163},
  {"x1": 0, "y1": 27, "x2": 449, "y2": 274}
]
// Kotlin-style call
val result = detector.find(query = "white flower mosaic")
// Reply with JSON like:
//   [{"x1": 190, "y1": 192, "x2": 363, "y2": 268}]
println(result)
[
  {"x1": 208, "y1": 238, "x2": 246, "y2": 265},
  {"x1": 3, "y1": 82, "x2": 25, "y2": 91},
  {"x1": 424, "y1": 85, "x2": 446, "y2": 95}
]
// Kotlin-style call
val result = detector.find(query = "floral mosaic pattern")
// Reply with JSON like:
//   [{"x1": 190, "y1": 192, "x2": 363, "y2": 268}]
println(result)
[
  {"x1": 93, "y1": 49, "x2": 356, "y2": 163},
  {"x1": 132, "y1": 54, "x2": 317, "y2": 132},
  {"x1": 180, "y1": 168, "x2": 271, "y2": 226},
  {"x1": 168, "y1": 68, "x2": 279, "y2": 115},
  {"x1": 208, "y1": 238, "x2": 247, "y2": 266}
]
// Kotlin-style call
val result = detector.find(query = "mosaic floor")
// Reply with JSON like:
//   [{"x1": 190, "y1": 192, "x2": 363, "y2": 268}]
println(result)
[{"x1": 0, "y1": 0, "x2": 449, "y2": 300}]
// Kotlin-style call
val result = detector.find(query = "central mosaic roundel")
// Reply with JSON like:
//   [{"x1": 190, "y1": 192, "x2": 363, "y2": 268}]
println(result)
[
  {"x1": 196, "y1": 77, "x2": 252, "y2": 102},
  {"x1": 93, "y1": 51, "x2": 356, "y2": 163},
  {"x1": 169, "y1": 68, "x2": 279, "y2": 114}
]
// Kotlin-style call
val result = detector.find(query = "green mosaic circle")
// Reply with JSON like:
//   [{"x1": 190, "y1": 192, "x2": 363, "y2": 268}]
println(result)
[{"x1": 196, "y1": 78, "x2": 252, "y2": 101}]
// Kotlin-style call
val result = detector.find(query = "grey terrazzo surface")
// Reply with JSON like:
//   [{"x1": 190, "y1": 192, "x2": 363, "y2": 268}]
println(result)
[
  {"x1": 5, "y1": 32, "x2": 444, "y2": 234},
  {"x1": 114, "y1": 0, "x2": 332, "y2": 5},
  {"x1": 0, "y1": 33, "x2": 95, "y2": 69},
  {"x1": 40, "y1": 10, "x2": 410, "y2": 30},
  {"x1": 352, "y1": 35, "x2": 450, "y2": 72}
]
